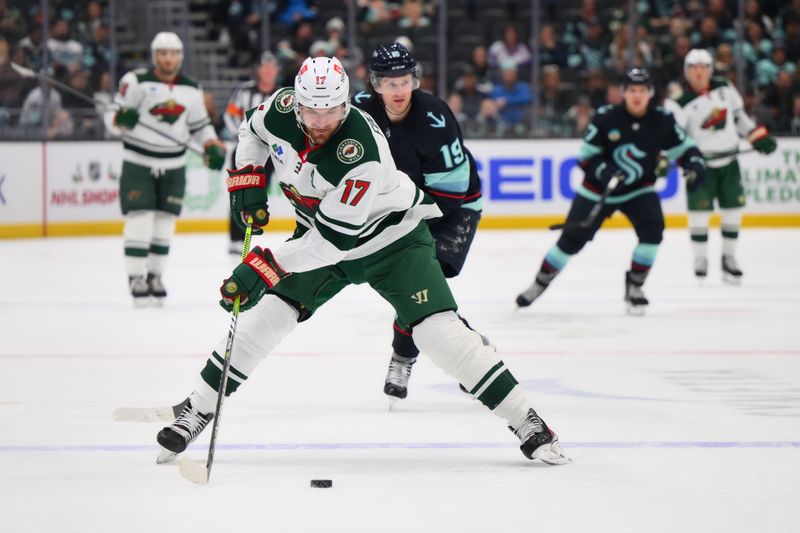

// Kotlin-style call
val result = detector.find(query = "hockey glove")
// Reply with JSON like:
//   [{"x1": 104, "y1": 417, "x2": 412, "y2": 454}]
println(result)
[
  {"x1": 114, "y1": 107, "x2": 139, "y2": 129},
  {"x1": 204, "y1": 141, "x2": 227, "y2": 170},
  {"x1": 655, "y1": 154, "x2": 670, "y2": 178},
  {"x1": 219, "y1": 246, "x2": 288, "y2": 312},
  {"x1": 748, "y1": 126, "x2": 777, "y2": 154},
  {"x1": 597, "y1": 162, "x2": 626, "y2": 187},
  {"x1": 227, "y1": 164, "x2": 270, "y2": 235},
  {"x1": 682, "y1": 155, "x2": 706, "y2": 192}
]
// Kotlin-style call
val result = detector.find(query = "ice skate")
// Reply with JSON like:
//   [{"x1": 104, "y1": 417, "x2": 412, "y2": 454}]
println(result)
[
  {"x1": 147, "y1": 273, "x2": 167, "y2": 306},
  {"x1": 721, "y1": 255, "x2": 743, "y2": 285},
  {"x1": 509, "y1": 409, "x2": 570, "y2": 465},
  {"x1": 384, "y1": 353, "x2": 415, "y2": 407},
  {"x1": 129, "y1": 275, "x2": 150, "y2": 307},
  {"x1": 624, "y1": 271, "x2": 648, "y2": 316},
  {"x1": 694, "y1": 257, "x2": 708, "y2": 280},
  {"x1": 156, "y1": 400, "x2": 213, "y2": 464},
  {"x1": 516, "y1": 271, "x2": 556, "y2": 308}
]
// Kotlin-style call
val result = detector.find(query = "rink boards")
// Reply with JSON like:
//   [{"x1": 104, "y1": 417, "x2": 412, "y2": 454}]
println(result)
[{"x1": 1, "y1": 138, "x2": 799, "y2": 238}]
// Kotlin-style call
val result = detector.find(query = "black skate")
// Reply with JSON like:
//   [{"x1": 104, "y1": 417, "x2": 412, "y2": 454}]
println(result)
[
  {"x1": 509, "y1": 409, "x2": 570, "y2": 465},
  {"x1": 147, "y1": 273, "x2": 167, "y2": 305},
  {"x1": 516, "y1": 271, "x2": 556, "y2": 307},
  {"x1": 384, "y1": 353, "x2": 415, "y2": 406},
  {"x1": 129, "y1": 275, "x2": 150, "y2": 307},
  {"x1": 156, "y1": 400, "x2": 213, "y2": 464},
  {"x1": 721, "y1": 255, "x2": 743, "y2": 285},
  {"x1": 625, "y1": 271, "x2": 648, "y2": 315},
  {"x1": 694, "y1": 257, "x2": 708, "y2": 279}
]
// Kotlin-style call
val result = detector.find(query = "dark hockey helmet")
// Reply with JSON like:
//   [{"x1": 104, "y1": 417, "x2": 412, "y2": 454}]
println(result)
[
  {"x1": 368, "y1": 42, "x2": 421, "y2": 90},
  {"x1": 622, "y1": 67, "x2": 653, "y2": 90}
]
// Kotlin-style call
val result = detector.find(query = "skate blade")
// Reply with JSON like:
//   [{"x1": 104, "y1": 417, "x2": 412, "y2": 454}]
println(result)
[
  {"x1": 387, "y1": 396, "x2": 400, "y2": 411},
  {"x1": 722, "y1": 274, "x2": 742, "y2": 286},
  {"x1": 156, "y1": 447, "x2": 180, "y2": 465},
  {"x1": 532, "y1": 441, "x2": 572, "y2": 465},
  {"x1": 179, "y1": 457, "x2": 209, "y2": 484},
  {"x1": 151, "y1": 297, "x2": 165, "y2": 308},
  {"x1": 625, "y1": 304, "x2": 647, "y2": 316},
  {"x1": 133, "y1": 298, "x2": 150, "y2": 308}
]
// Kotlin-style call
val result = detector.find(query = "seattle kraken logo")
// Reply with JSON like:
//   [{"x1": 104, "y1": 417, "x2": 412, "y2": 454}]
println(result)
[{"x1": 612, "y1": 143, "x2": 646, "y2": 185}]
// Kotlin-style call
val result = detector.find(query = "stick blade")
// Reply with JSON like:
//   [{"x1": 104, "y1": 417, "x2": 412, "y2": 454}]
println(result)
[
  {"x1": 548, "y1": 223, "x2": 566, "y2": 231},
  {"x1": 179, "y1": 457, "x2": 209, "y2": 485},
  {"x1": 10, "y1": 61, "x2": 36, "y2": 78}
]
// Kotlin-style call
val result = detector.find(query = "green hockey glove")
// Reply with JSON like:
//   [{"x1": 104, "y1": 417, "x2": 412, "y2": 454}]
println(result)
[
  {"x1": 227, "y1": 164, "x2": 270, "y2": 235},
  {"x1": 114, "y1": 107, "x2": 139, "y2": 129},
  {"x1": 748, "y1": 126, "x2": 777, "y2": 154},
  {"x1": 219, "y1": 246, "x2": 288, "y2": 312},
  {"x1": 204, "y1": 141, "x2": 227, "y2": 170}
]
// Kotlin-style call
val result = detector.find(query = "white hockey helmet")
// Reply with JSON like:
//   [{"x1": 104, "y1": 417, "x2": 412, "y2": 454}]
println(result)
[
  {"x1": 684, "y1": 48, "x2": 713, "y2": 74},
  {"x1": 293, "y1": 56, "x2": 350, "y2": 125},
  {"x1": 151, "y1": 31, "x2": 184, "y2": 67}
]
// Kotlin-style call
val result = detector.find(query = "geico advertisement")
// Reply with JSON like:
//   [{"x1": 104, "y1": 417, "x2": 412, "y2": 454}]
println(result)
[
  {"x1": 465, "y1": 139, "x2": 800, "y2": 215},
  {"x1": 0, "y1": 143, "x2": 42, "y2": 222}
]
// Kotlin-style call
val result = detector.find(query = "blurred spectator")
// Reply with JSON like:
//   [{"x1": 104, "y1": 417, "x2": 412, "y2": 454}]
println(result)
[
  {"x1": 0, "y1": 0, "x2": 27, "y2": 43},
  {"x1": 755, "y1": 42, "x2": 796, "y2": 88},
  {"x1": 564, "y1": 95, "x2": 594, "y2": 136},
  {"x1": 691, "y1": 17, "x2": 722, "y2": 51},
  {"x1": 742, "y1": 20, "x2": 771, "y2": 68},
  {"x1": 706, "y1": 0, "x2": 734, "y2": 32},
  {"x1": 222, "y1": 0, "x2": 262, "y2": 66},
  {"x1": 763, "y1": 70, "x2": 796, "y2": 131},
  {"x1": 487, "y1": 25, "x2": 531, "y2": 78},
  {"x1": 469, "y1": 45, "x2": 491, "y2": 86},
  {"x1": 309, "y1": 40, "x2": 331, "y2": 58},
  {"x1": 60, "y1": 68, "x2": 96, "y2": 136},
  {"x1": 82, "y1": 24, "x2": 112, "y2": 78},
  {"x1": 782, "y1": 16, "x2": 800, "y2": 63},
  {"x1": 488, "y1": 60, "x2": 531, "y2": 133},
  {"x1": 452, "y1": 64, "x2": 491, "y2": 123},
  {"x1": 277, "y1": 0, "x2": 317, "y2": 28},
  {"x1": 290, "y1": 20, "x2": 314, "y2": 57},
  {"x1": 18, "y1": 25, "x2": 45, "y2": 72},
  {"x1": 0, "y1": 36, "x2": 26, "y2": 125},
  {"x1": 563, "y1": 0, "x2": 601, "y2": 48},
  {"x1": 575, "y1": 17, "x2": 608, "y2": 72},
  {"x1": 608, "y1": 26, "x2": 653, "y2": 74},
  {"x1": 75, "y1": 1, "x2": 105, "y2": 44},
  {"x1": 585, "y1": 69, "x2": 609, "y2": 109},
  {"x1": 606, "y1": 83, "x2": 623, "y2": 106},
  {"x1": 357, "y1": 0, "x2": 393, "y2": 35},
  {"x1": 397, "y1": 0, "x2": 430, "y2": 29},
  {"x1": 538, "y1": 24, "x2": 568, "y2": 68},
  {"x1": 744, "y1": 0, "x2": 773, "y2": 35},
  {"x1": 658, "y1": 35, "x2": 691, "y2": 85},
  {"x1": 538, "y1": 65, "x2": 573, "y2": 136},
  {"x1": 20, "y1": 84, "x2": 73, "y2": 138},
  {"x1": 790, "y1": 95, "x2": 800, "y2": 134},
  {"x1": 325, "y1": 16, "x2": 346, "y2": 50},
  {"x1": 47, "y1": 19, "x2": 83, "y2": 76}
]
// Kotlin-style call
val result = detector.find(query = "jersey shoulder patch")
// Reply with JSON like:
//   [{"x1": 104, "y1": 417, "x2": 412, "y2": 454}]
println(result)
[
  {"x1": 596, "y1": 104, "x2": 614, "y2": 115},
  {"x1": 351, "y1": 91, "x2": 373, "y2": 107}
]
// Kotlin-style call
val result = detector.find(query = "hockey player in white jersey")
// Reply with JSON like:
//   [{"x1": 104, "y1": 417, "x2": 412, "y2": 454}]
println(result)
[
  {"x1": 222, "y1": 51, "x2": 280, "y2": 254},
  {"x1": 106, "y1": 32, "x2": 227, "y2": 305},
  {"x1": 155, "y1": 57, "x2": 570, "y2": 466},
  {"x1": 664, "y1": 49, "x2": 777, "y2": 283}
]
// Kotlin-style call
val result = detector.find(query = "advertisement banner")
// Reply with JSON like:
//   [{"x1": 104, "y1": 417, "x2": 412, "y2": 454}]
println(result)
[
  {"x1": 464, "y1": 138, "x2": 800, "y2": 215},
  {"x1": 0, "y1": 143, "x2": 43, "y2": 225}
]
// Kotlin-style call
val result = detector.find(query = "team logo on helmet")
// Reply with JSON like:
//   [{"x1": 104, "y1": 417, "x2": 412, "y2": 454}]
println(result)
[
  {"x1": 336, "y1": 139, "x2": 364, "y2": 164},
  {"x1": 276, "y1": 91, "x2": 294, "y2": 113}
]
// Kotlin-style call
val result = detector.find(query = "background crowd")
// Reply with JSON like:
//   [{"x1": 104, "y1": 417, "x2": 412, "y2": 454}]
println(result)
[{"x1": 1, "y1": 0, "x2": 798, "y2": 140}]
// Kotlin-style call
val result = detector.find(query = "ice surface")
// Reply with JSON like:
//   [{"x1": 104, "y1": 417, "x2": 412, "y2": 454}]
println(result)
[{"x1": 1, "y1": 228, "x2": 798, "y2": 532}]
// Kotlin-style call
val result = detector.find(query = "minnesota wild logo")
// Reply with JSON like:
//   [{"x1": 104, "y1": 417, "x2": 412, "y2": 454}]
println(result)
[
  {"x1": 336, "y1": 139, "x2": 364, "y2": 164},
  {"x1": 276, "y1": 91, "x2": 294, "y2": 113},
  {"x1": 701, "y1": 108, "x2": 727, "y2": 130},
  {"x1": 149, "y1": 98, "x2": 186, "y2": 124},
  {"x1": 280, "y1": 182, "x2": 321, "y2": 214}
]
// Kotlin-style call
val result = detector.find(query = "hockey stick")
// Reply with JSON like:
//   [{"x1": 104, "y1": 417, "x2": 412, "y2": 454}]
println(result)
[
  {"x1": 704, "y1": 148, "x2": 756, "y2": 161},
  {"x1": 549, "y1": 174, "x2": 621, "y2": 231},
  {"x1": 112, "y1": 398, "x2": 188, "y2": 422},
  {"x1": 179, "y1": 216, "x2": 254, "y2": 485},
  {"x1": 10, "y1": 61, "x2": 203, "y2": 155}
]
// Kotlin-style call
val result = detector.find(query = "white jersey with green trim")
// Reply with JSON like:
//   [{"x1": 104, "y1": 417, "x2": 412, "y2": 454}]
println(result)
[
  {"x1": 663, "y1": 78, "x2": 756, "y2": 168},
  {"x1": 104, "y1": 68, "x2": 217, "y2": 169},
  {"x1": 235, "y1": 88, "x2": 442, "y2": 274}
]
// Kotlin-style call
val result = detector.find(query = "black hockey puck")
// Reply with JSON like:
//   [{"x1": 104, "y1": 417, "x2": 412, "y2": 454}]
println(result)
[{"x1": 310, "y1": 479, "x2": 332, "y2": 488}]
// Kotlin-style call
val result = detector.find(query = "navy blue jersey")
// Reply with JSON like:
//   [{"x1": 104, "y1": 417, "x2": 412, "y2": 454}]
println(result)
[
  {"x1": 578, "y1": 104, "x2": 700, "y2": 199},
  {"x1": 352, "y1": 90, "x2": 482, "y2": 215}
]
